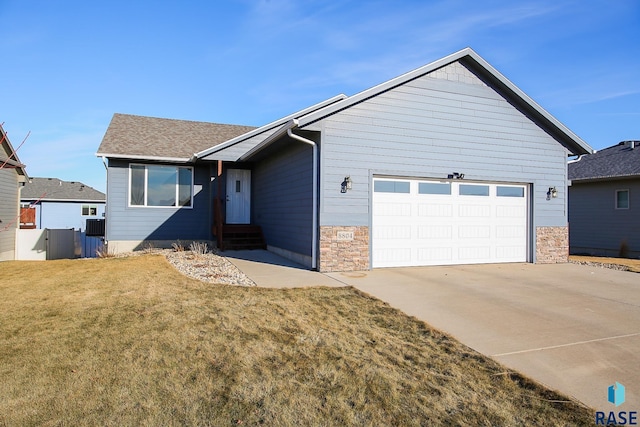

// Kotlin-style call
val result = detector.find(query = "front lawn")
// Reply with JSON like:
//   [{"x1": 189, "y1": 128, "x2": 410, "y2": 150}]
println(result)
[{"x1": 0, "y1": 255, "x2": 593, "y2": 425}]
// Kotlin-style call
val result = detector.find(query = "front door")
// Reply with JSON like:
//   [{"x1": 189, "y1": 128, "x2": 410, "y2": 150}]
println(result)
[{"x1": 226, "y1": 169, "x2": 251, "y2": 224}]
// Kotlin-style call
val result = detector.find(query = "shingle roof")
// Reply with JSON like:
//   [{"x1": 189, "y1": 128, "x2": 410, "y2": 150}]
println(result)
[
  {"x1": 21, "y1": 177, "x2": 106, "y2": 202},
  {"x1": 569, "y1": 141, "x2": 640, "y2": 181},
  {"x1": 96, "y1": 114, "x2": 256, "y2": 161}
]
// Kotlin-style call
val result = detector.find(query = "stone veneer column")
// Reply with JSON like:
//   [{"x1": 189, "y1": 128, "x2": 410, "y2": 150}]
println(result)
[
  {"x1": 319, "y1": 226, "x2": 369, "y2": 272},
  {"x1": 535, "y1": 226, "x2": 568, "y2": 263}
]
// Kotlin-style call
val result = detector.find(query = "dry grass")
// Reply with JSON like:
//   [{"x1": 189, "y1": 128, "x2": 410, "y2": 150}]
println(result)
[
  {"x1": 1, "y1": 255, "x2": 593, "y2": 426},
  {"x1": 570, "y1": 255, "x2": 640, "y2": 273}
]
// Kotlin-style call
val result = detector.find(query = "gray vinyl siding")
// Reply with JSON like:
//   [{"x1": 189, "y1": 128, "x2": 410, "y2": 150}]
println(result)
[
  {"x1": 252, "y1": 139, "x2": 313, "y2": 257},
  {"x1": 569, "y1": 179, "x2": 640, "y2": 257},
  {"x1": 0, "y1": 168, "x2": 18, "y2": 260},
  {"x1": 315, "y1": 61, "x2": 568, "y2": 228},
  {"x1": 105, "y1": 159, "x2": 212, "y2": 242}
]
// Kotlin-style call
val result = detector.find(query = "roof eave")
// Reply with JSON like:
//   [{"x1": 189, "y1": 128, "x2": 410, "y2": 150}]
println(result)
[
  {"x1": 297, "y1": 48, "x2": 475, "y2": 128},
  {"x1": 459, "y1": 53, "x2": 593, "y2": 156},
  {"x1": 21, "y1": 198, "x2": 106, "y2": 203},
  {"x1": 295, "y1": 48, "x2": 593, "y2": 156},
  {"x1": 238, "y1": 121, "x2": 297, "y2": 161},
  {"x1": 570, "y1": 174, "x2": 640, "y2": 183},
  {"x1": 95, "y1": 152, "x2": 191, "y2": 163},
  {"x1": 194, "y1": 94, "x2": 347, "y2": 160}
]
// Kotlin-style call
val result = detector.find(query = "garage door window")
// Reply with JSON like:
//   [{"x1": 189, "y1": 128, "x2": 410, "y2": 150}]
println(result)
[
  {"x1": 374, "y1": 180, "x2": 410, "y2": 193},
  {"x1": 497, "y1": 186, "x2": 525, "y2": 197},
  {"x1": 459, "y1": 184, "x2": 489, "y2": 196},
  {"x1": 419, "y1": 182, "x2": 451, "y2": 195}
]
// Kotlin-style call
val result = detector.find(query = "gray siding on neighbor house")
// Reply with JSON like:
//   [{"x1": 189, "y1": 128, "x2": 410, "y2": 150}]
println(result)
[
  {"x1": 0, "y1": 168, "x2": 19, "y2": 260},
  {"x1": 252, "y1": 138, "x2": 313, "y2": 258},
  {"x1": 105, "y1": 159, "x2": 213, "y2": 243},
  {"x1": 569, "y1": 179, "x2": 640, "y2": 257},
  {"x1": 314, "y1": 61, "x2": 569, "y2": 228}
]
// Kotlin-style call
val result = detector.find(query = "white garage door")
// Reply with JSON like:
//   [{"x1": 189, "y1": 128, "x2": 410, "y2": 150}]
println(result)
[{"x1": 372, "y1": 178, "x2": 528, "y2": 268}]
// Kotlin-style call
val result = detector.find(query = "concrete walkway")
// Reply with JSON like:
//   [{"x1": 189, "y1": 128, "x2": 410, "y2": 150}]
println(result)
[
  {"x1": 223, "y1": 250, "x2": 343, "y2": 288},
  {"x1": 224, "y1": 250, "x2": 640, "y2": 410}
]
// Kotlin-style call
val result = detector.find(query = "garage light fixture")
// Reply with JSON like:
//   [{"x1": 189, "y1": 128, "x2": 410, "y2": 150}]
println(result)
[
  {"x1": 341, "y1": 176, "x2": 352, "y2": 193},
  {"x1": 547, "y1": 186, "x2": 558, "y2": 199},
  {"x1": 448, "y1": 172, "x2": 465, "y2": 179}
]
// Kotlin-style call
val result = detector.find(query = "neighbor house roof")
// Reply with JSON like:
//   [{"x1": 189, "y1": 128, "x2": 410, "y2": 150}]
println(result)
[
  {"x1": 569, "y1": 141, "x2": 640, "y2": 182},
  {"x1": 96, "y1": 114, "x2": 257, "y2": 162},
  {"x1": 21, "y1": 177, "x2": 106, "y2": 202},
  {"x1": 0, "y1": 124, "x2": 28, "y2": 179}
]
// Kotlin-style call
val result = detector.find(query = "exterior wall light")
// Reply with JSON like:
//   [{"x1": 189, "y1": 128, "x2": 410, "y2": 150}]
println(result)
[
  {"x1": 448, "y1": 172, "x2": 465, "y2": 179},
  {"x1": 341, "y1": 176, "x2": 352, "y2": 193},
  {"x1": 547, "y1": 186, "x2": 558, "y2": 200}
]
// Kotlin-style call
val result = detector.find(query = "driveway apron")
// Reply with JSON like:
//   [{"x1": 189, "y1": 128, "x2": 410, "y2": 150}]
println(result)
[{"x1": 327, "y1": 263, "x2": 640, "y2": 411}]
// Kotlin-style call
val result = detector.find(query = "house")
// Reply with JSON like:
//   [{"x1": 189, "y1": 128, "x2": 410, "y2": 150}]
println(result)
[
  {"x1": 568, "y1": 140, "x2": 640, "y2": 258},
  {"x1": 20, "y1": 177, "x2": 106, "y2": 232},
  {"x1": 0, "y1": 124, "x2": 28, "y2": 261},
  {"x1": 97, "y1": 48, "x2": 592, "y2": 272}
]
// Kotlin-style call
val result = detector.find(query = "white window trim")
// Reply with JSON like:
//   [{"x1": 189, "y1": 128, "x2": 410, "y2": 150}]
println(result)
[
  {"x1": 128, "y1": 163, "x2": 194, "y2": 209},
  {"x1": 615, "y1": 189, "x2": 629, "y2": 210}
]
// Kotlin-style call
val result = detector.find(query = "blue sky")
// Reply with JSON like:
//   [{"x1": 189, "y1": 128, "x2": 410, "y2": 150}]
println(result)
[{"x1": 1, "y1": 0, "x2": 638, "y2": 192}]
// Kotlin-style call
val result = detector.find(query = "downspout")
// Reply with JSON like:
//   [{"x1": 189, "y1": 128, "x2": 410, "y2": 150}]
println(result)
[{"x1": 287, "y1": 120, "x2": 318, "y2": 270}]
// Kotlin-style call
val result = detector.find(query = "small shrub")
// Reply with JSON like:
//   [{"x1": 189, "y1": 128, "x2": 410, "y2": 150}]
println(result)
[
  {"x1": 172, "y1": 240, "x2": 185, "y2": 252},
  {"x1": 96, "y1": 244, "x2": 116, "y2": 258},
  {"x1": 189, "y1": 241, "x2": 208, "y2": 256},
  {"x1": 142, "y1": 241, "x2": 156, "y2": 254}
]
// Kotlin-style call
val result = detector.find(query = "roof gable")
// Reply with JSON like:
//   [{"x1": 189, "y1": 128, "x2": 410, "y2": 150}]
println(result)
[
  {"x1": 569, "y1": 141, "x2": 640, "y2": 181},
  {"x1": 297, "y1": 48, "x2": 592, "y2": 156},
  {"x1": 96, "y1": 114, "x2": 256, "y2": 161},
  {"x1": 21, "y1": 177, "x2": 106, "y2": 202}
]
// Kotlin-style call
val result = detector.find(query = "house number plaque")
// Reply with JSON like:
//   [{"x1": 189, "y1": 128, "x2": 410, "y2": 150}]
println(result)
[{"x1": 336, "y1": 231, "x2": 354, "y2": 241}]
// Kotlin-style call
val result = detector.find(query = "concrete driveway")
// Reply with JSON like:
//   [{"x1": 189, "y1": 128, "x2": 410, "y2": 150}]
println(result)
[{"x1": 326, "y1": 263, "x2": 640, "y2": 411}]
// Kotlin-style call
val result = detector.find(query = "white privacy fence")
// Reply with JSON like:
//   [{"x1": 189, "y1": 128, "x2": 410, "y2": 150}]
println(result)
[{"x1": 16, "y1": 228, "x2": 103, "y2": 260}]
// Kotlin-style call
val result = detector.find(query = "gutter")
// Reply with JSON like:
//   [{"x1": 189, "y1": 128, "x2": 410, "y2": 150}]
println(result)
[{"x1": 287, "y1": 120, "x2": 318, "y2": 271}]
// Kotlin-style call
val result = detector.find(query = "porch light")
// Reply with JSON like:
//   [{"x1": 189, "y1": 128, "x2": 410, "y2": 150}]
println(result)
[
  {"x1": 547, "y1": 187, "x2": 558, "y2": 199},
  {"x1": 341, "y1": 176, "x2": 352, "y2": 193}
]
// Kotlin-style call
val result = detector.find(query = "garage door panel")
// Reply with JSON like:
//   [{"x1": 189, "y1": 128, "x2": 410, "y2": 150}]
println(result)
[
  {"x1": 373, "y1": 225, "x2": 412, "y2": 239},
  {"x1": 458, "y1": 246, "x2": 492, "y2": 261},
  {"x1": 459, "y1": 204, "x2": 491, "y2": 217},
  {"x1": 418, "y1": 225, "x2": 453, "y2": 239},
  {"x1": 496, "y1": 205, "x2": 526, "y2": 217},
  {"x1": 373, "y1": 202, "x2": 412, "y2": 216},
  {"x1": 417, "y1": 247, "x2": 452, "y2": 262},
  {"x1": 458, "y1": 225, "x2": 491, "y2": 239},
  {"x1": 372, "y1": 178, "x2": 528, "y2": 267},
  {"x1": 496, "y1": 246, "x2": 527, "y2": 260},
  {"x1": 496, "y1": 225, "x2": 526, "y2": 238},
  {"x1": 418, "y1": 203, "x2": 453, "y2": 217}
]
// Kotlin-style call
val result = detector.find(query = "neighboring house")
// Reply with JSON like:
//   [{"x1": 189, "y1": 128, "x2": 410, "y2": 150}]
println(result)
[
  {"x1": 568, "y1": 140, "x2": 640, "y2": 258},
  {"x1": 0, "y1": 124, "x2": 28, "y2": 261},
  {"x1": 20, "y1": 177, "x2": 106, "y2": 231},
  {"x1": 97, "y1": 48, "x2": 592, "y2": 272}
]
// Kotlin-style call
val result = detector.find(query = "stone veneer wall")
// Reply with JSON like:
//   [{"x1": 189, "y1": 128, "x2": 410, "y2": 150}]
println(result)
[
  {"x1": 319, "y1": 226, "x2": 369, "y2": 272},
  {"x1": 536, "y1": 226, "x2": 568, "y2": 263}
]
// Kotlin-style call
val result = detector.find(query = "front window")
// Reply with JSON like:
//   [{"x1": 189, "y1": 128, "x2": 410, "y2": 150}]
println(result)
[{"x1": 129, "y1": 164, "x2": 193, "y2": 207}]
